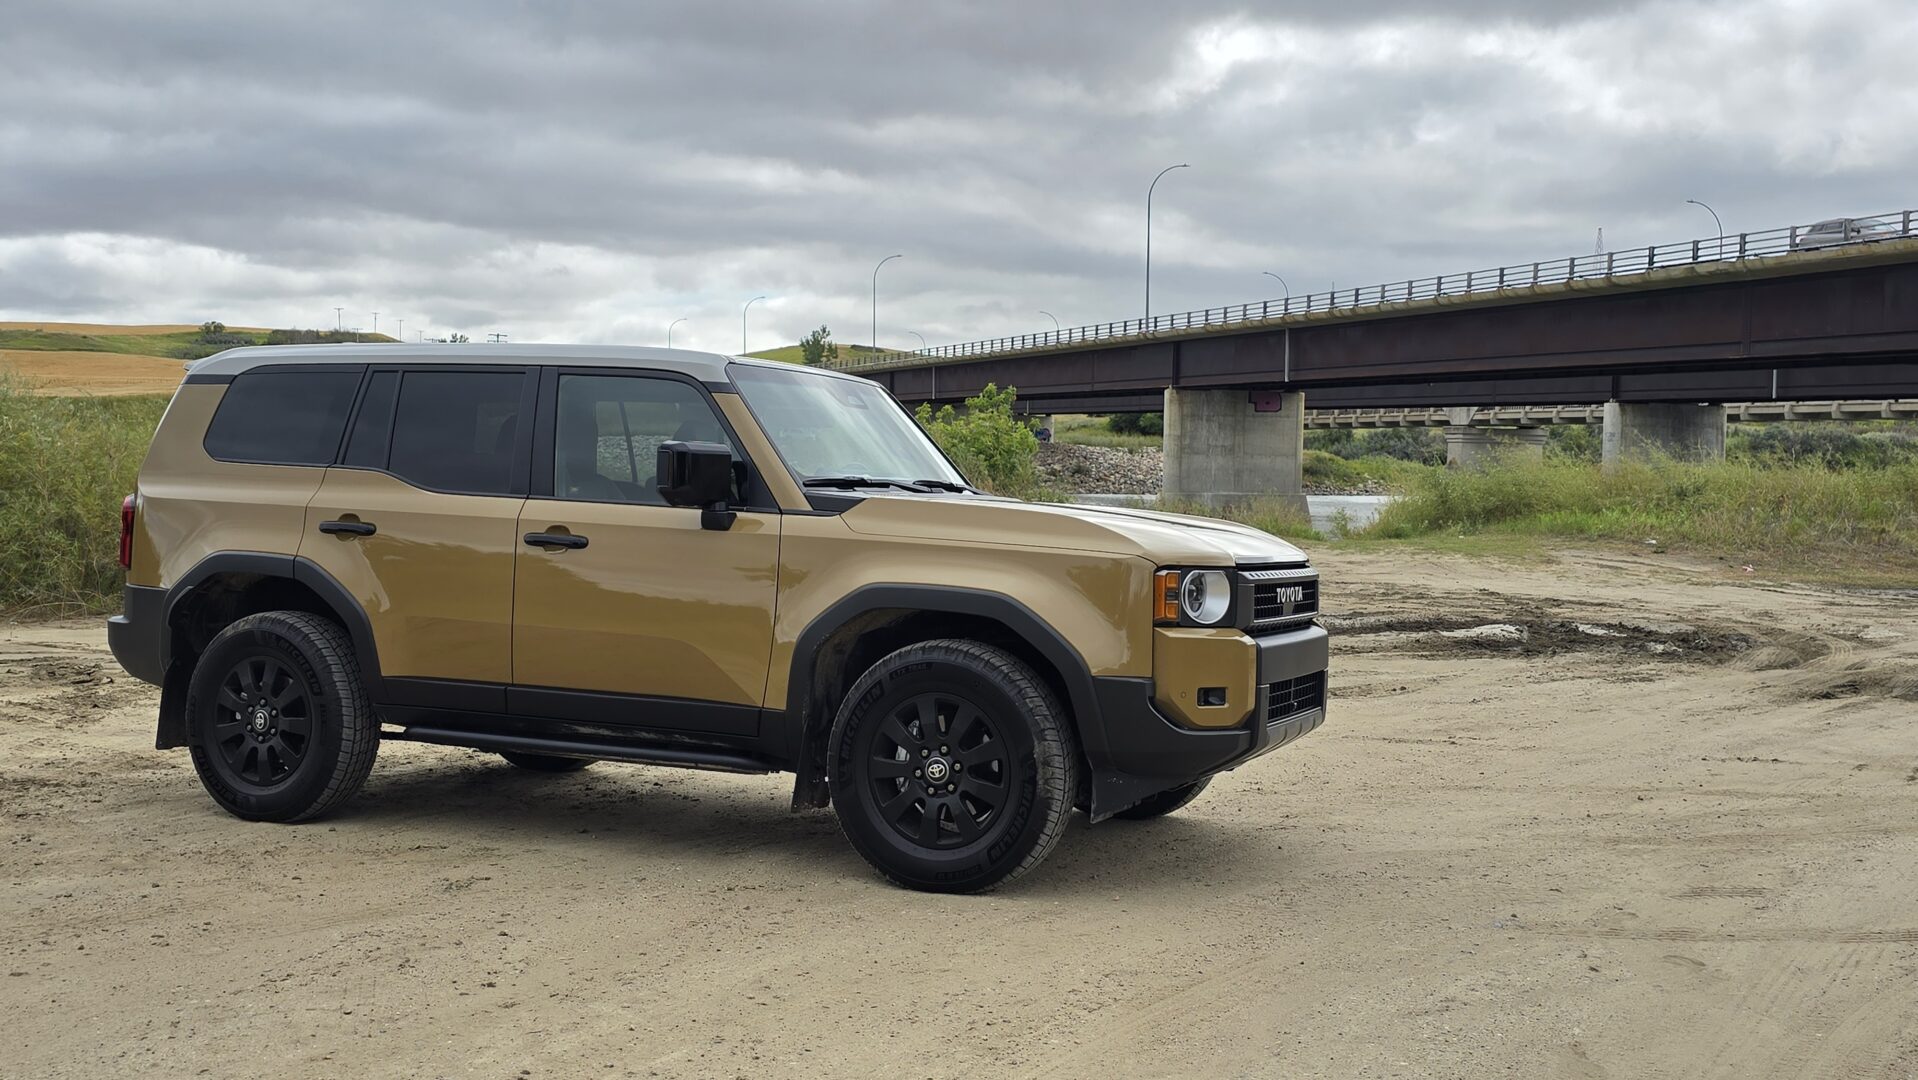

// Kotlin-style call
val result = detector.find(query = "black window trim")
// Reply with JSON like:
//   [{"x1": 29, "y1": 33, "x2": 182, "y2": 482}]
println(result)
[
  {"x1": 330, "y1": 364, "x2": 539, "y2": 499},
  {"x1": 200, "y1": 364, "x2": 369, "y2": 468},
  {"x1": 528, "y1": 365, "x2": 780, "y2": 513}
]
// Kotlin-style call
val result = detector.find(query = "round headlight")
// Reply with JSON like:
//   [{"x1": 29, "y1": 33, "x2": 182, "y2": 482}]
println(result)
[{"x1": 1180, "y1": 570, "x2": 1231, "y2": 625}]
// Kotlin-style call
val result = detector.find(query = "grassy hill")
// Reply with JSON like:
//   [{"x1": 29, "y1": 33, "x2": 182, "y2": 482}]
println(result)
[
  {"x1": 0, "y1": 322, "x2": 395, "y2": 396},
  {"x1": 744, "y1": 343, "x2": 893, "y2": 366}
]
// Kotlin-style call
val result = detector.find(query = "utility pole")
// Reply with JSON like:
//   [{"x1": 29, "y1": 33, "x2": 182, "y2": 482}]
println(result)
[
  {"x1": 743, "y1": 296, "x2": 766, "y2": 354},
  {"x1": 872, "y1": 254, "x2": 902, "y2": 350},
  {"x1": 372, "y1": 312, "x2": 379, "y2": 335},
  {"x1": 1145, "y1": 163, "x2": 1189, "y2": 321},
  {"x1": 488, "y1": 332, "x2": 507, "y2": 343},
  {"x1": 334, "y1": 307, "x2": 343, "y2": 332}
]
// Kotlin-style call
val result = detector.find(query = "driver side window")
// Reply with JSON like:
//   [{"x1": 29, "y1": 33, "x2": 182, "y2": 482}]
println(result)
[{"x1": 554, "y1": 374, "x2": 738, "y2": 504}]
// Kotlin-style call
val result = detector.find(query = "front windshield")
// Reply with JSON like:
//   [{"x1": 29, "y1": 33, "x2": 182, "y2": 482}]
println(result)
[{"x1": 728, "y1": 363, "x2": 965, "y2": 486}]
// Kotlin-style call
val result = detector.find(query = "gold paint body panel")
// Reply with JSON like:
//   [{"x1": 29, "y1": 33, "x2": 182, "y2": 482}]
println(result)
[
  {"x1": 129, "y1": 383, "x2": 324, "y2": 590},
  {"x1": 300, "y1": 469, "x2": 524, "y2": 683},
  {"x1": 763, "y1": 511, "x2": 1155, "y2": 713},
  {"x1": 1152, "y1": 628, "x2": 1258, "y2": 728},
  {"x1": 512, "y1": 503, "x2": 779, "y2": 705}
]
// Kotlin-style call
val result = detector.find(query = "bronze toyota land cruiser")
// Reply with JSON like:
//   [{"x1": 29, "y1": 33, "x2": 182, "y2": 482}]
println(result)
[{"x1": 108, "y1": 344, "x2": 1328, "y2": 892}]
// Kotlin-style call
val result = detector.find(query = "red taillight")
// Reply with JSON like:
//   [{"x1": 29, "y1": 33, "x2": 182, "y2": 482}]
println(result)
[{"x1": 119, "y1": 494, "x2": 136, "y2": 569}]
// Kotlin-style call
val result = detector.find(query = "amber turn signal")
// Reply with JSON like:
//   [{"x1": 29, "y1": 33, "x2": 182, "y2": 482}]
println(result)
[{"x1": 1154, "y1": 569, "x2": 1181, "y2": 624}]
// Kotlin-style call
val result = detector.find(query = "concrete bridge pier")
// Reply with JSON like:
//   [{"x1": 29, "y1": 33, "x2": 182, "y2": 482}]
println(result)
[
  {"x1": 1600, "y1": 402, "x2": 1727, "y2": 466},
  {"x1": 1162, "y1": 388, "x2": 1306, "y2": 512},
  {"x1": 1442, "y1": 407, "x2": 1548, "y2": 468}
]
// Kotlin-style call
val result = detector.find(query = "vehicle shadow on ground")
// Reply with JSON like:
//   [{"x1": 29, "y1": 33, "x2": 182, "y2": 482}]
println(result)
[{"x1": 304, "y1": 750, "x2": 1292, "y2": 896}]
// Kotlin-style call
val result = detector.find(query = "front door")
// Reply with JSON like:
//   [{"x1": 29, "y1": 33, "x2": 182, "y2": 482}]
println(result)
[
  {"x1": 300, "y1": 367, "x2": 534, "y2": 711},
  {"x1": 510, "y1": 370, "x2": 780, "y2": 736}
]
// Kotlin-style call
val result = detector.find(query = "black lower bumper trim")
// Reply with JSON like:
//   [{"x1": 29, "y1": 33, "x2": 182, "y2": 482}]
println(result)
[{"x1": 107, "y1": 584, "x2": 168, "y2": 686}]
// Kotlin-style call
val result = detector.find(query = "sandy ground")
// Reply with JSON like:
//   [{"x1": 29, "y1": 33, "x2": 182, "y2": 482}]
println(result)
[
  {"x1": 0, "y1": 350, "x2": 184, "y2": 396},
  {"x1": 3, "y1": 548, "x2": 1915, "y2": 1079}
]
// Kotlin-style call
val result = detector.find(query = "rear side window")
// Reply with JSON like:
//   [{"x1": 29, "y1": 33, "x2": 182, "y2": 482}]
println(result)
[
  {"x1": 203, "y1": 369, "x2": 362, "y2": 465},
  {"x1": 386, "y1": 370, "x2": 527, "y2": 495}
]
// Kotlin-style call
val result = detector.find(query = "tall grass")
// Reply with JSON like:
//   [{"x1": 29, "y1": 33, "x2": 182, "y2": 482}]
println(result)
[
  {"x1": 1362, "y1": 456, "x2": 1918, "y2": 566},
  {"x1": 0, "y1": 383, "x2": 168, "y2": 614},
  {"x1": 1157, "y1": 497, "x2": 1322, "y2": 542}
]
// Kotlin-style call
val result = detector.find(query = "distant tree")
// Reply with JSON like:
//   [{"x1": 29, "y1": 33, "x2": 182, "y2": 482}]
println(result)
[
  {"x1": 199, "y1": 320, "x2": 226, "y2": 336},
  {"x1": 798, "y1": 325, "x2": 839, "y2": 366},
  {"x1": 448, "y1": 333, "x2": 470, "y2": 344}
]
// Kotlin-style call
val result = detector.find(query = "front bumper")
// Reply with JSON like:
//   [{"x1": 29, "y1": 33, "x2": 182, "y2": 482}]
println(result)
[
  {"x1": 107, "y1": 584, "x2": 169, "y2": 687},
  {"x1": 1082, "y1": 623, "x2": 1328, "y2": 819}
]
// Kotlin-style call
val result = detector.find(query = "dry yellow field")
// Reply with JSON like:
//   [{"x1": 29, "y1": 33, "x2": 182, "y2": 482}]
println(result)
[
  {"x1": 0, "y1": 350, "x2": 184, "y2": 396},
  {"x1": 0, "y1": 321, "x2": 266, "y2": 335}
]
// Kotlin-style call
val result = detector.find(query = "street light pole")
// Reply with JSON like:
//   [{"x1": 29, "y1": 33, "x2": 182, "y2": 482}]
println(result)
[
  {"x1": 1145, "y1": 163, "x2": 1189, "y2": 322},
  {"x1": 667, "y1": 317, "x2": 687, "y2": 349},
  {"x1": 872, "y1": 254, "x2": 902, "y2": 350},
  {"x1": 1261, "y1": 272, "x2": 1290, "y2": 299},
  {"x1": 334, "y1": 307, "x2": 343, "y2": 332},
  {"x1": 395, "y1": 318, "x2": 402, "y2": 341},
  {"x1": 742, "y1": 296, "x2": 766, "y2": 355},
  {"x1": 372, "y1": 312, "x2": 379, "y2": 335},
  {"x1": 1039, "y1": 310, "x2": 1060, "y2": 333},
  {"x1": 907, "y1": 331, "x2": 926, "y2": 352},
  {"x1": 1686, "y1": 198, "x2": 1725, "y2": 259}
]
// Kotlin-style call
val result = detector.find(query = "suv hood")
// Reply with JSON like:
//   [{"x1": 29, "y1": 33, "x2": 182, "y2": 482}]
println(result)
[{"x1": 838, "y1": 493, "x2": 1309, "y2": 566}]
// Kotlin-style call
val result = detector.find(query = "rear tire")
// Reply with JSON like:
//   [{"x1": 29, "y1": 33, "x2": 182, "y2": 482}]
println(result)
[
  {"x1": 828, "y1": 639, "x2": 1076, "y2": 893},
  {"x1": 499, "y1": 751, "x2": 594, "y2": 773},
  {"x1": 186, "y1": 611, "x2": 377, "y2": 823},
  {"x1": 1113, "y1": 777, "x2": 1212, "y2": 820}
]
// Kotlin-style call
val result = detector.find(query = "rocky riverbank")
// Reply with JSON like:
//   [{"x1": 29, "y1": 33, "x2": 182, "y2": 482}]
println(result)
[{"x1": 1037, "y1": 441, "x2": 1394, "y2": 496}]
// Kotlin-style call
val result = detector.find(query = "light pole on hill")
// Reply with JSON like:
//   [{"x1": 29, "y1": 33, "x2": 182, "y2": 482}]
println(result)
[
  {"x1": 1145, "y1": 163, "x2": 1189, "y2": 322},
  {"x1": 334, "y1": 307, "x2": 343, "y2": 332},
  {"x1": 872, "y1": 254, "x2": 902, "y2": 350},
  {"x1": 742, "y1": 296, "x2": 766, "y2": 354}
]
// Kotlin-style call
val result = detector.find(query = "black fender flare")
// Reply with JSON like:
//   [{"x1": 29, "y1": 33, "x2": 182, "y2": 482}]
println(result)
[
  {"x1": 781, "y1": 584, "x2": 1104, "y2": 799},
  {"x1": 158, "y1": 550, "x2": 386, "y2": 699}
]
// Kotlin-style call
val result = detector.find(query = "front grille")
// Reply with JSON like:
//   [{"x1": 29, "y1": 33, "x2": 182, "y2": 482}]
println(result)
[
  {"x1": 1243, "y1": 567, "x2": 1319, "y2": 629},
  {"x1": 1265, "y1": 671, "x2": 1326, "y2": 723}
]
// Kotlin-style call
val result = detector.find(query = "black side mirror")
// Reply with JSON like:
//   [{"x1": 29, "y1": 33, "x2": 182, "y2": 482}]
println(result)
[{"x1": 657, "y1": 441, "x2": 736, "y2": 530}]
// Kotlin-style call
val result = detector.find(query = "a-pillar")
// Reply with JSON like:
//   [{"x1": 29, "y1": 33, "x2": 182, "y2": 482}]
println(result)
[
  {"x1": 1601, "y1": 402, "x2": 1727, "y2": 466},
  {"x1": 1162, "y1": 388, "x2": 1305, "y2": 512}
]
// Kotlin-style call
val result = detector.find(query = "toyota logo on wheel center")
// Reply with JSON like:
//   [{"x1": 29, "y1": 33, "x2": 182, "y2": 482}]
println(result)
[{"x1": 924, "y1": 758, "x2": 951, "y2": 784}]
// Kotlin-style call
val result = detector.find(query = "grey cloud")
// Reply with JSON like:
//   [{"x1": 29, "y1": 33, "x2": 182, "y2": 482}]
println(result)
[{"x1": 0, "y1": 0, "x2": 1909, "y2": 352}]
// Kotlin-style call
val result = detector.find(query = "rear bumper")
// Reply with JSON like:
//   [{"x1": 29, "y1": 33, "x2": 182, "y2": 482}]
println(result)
[
  {"x1": 106, "y1": 584, "x2": 168, "y2": 687},
  {"x1": 1083, "y1": 623, "x2": 1328, "y2": 819}
]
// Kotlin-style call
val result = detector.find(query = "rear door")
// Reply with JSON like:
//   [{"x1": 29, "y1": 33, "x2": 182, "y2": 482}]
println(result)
[
  {"x1": 509, "y1": 368, "x2": 780, "y2": 736},
  {"x1": 300, "y1": 366, "x2": 535, "y2": 711}
]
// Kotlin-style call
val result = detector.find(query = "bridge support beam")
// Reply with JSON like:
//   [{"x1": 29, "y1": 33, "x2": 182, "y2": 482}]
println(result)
[
  {"x1": 1162, "y1": 388, "x2": 1305, "y2": 512},
  {"x1": 1445, "y1": 425, "x2": 1548, "y2": 469},
  {"x1": 1601, "y1": 402, "x2": 1726, "y2": 466}
]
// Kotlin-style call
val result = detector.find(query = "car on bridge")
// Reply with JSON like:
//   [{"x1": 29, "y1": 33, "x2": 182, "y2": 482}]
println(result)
[
  {"x1": 1793, "y1": 216, "x2": 1900, "y2": 251},
  {"x1": 106, "y1": 344, "x2": 1329, "y2": 892}
]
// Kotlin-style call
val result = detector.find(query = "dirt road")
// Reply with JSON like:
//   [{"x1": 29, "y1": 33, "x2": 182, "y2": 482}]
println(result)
[{"x1": 3, "y1": 548, "x2": 1915, "y2": 1078}]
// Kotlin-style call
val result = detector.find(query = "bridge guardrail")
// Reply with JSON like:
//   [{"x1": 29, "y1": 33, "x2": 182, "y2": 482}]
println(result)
[{"x1": 833, "y1": 209, "x2": 1917, "y2": 373}]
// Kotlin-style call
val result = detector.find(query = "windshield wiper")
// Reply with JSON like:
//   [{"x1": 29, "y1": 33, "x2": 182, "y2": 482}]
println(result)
[
  {"x1": 802, "y1": 475, "x2": 933, "y2": 492},
  {"x1": 912, "y1": 479, "x2": 982, "y2": 493}
]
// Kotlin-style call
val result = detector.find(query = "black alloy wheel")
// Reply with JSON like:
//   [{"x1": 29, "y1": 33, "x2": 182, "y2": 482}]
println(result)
[
  {"x1": 829, "y1": 639, "x2": 1076, "y2": 893},
  {"x1": 187, "y1": 611, "x2": 377, "y2": 823},
  {"x1": 206, "y1": 654, "x2": 314, "y2": 789},
  {"x1": 860, "y1": 691, "x2": 1014, "y2": 850}
]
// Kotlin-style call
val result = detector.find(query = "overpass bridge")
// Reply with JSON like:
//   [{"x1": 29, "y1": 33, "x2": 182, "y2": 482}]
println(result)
[{"x1": 838, "y1": 210, "x2": 1918, "y2": 506}]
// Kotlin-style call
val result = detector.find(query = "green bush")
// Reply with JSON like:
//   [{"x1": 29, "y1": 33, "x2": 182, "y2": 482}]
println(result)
[
  {"x1": 0, "y1": 384, "x2": 169, "y2": 613},
  {"x1": 1107, "y1": 412, "x2": 1163, "y2": 436},
  {"x1": 1731, "y1": 423, "x2": 1918, "y2": 469},
  {"x1": 915, "y1": 383, "x2": 1040, "y2": 495},
  {"x1": 1362, "y1": 455, "x2": 1918, "y2": 566}
]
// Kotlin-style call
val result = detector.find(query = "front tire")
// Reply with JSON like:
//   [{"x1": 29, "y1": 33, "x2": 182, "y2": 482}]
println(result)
[
  {"x1": 186, "y1": 611, "x2": 377, "y2": 823},
  {"x1": 828, "y1": 640, "x2": 1077, "y2": 893}
]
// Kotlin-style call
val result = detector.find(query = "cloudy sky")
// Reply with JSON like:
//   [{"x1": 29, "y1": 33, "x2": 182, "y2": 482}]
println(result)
[{"x1": 2, "y1": 0, "x2": 1912, "y2": 352}]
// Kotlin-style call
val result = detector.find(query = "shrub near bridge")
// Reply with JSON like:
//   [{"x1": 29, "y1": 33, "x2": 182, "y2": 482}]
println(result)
[{"x1": 915, "y1": 383, "x2": 1040, "y2": 495}]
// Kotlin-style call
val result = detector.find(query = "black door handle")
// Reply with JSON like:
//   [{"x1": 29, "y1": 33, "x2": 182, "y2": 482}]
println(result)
[
  {"x1": 523, "y1": 531, "x2": 588, "y2": 550},
  {"x1": 318, "y1": 520, "x2": 377, "y2": 537}
]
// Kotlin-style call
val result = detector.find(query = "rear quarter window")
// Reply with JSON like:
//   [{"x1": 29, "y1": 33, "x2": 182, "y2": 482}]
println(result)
[{"x1": 203, "y1": 369, "x2": 363, "y2": 465}]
